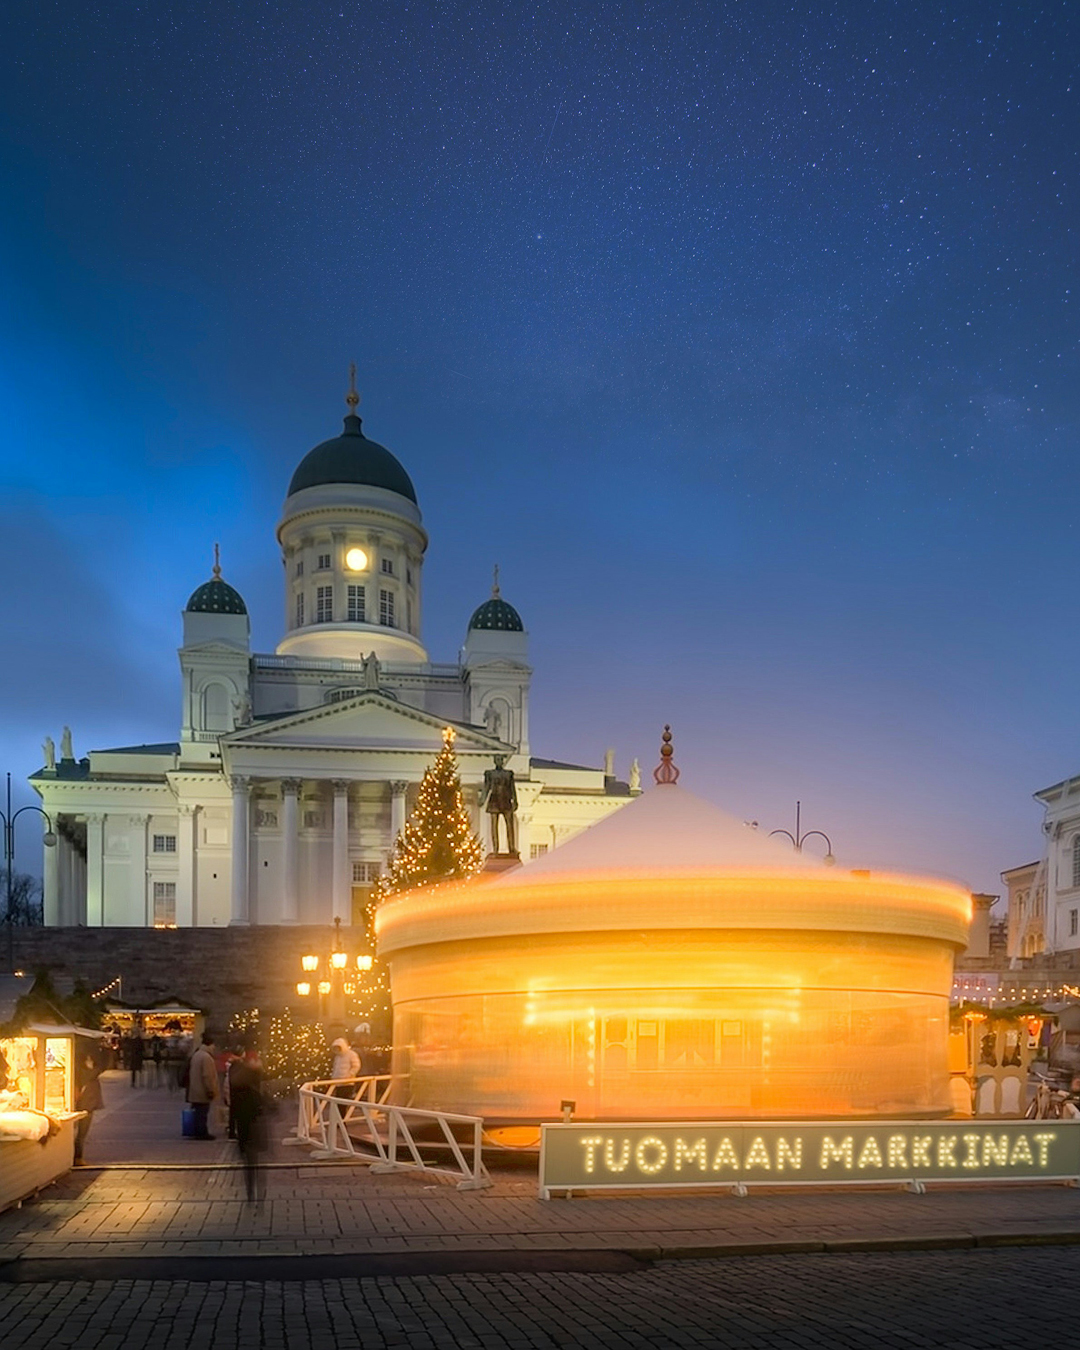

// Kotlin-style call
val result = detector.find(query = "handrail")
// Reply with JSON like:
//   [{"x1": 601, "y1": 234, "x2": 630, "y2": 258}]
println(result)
[{"x1": 286, "y1": 1076, "x2": 491, "y2": 1191}]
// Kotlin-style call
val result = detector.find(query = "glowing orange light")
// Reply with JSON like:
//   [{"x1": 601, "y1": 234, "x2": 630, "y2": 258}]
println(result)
[
  {"x1": 301, "y1": 954, "x2": 319, "y2": 972},
  {"x1": 296, "y1": 982, "x2": 311, "y2": 997},
  {"x1": 317, "y1": 981, "x2": 331, "y2": 996},
  {"x1": 378, "y1": 865, "x2": 972, "y2": 1121},
  {"x1": 330, "y1": 950, "x2": 348, "y2": 970}
]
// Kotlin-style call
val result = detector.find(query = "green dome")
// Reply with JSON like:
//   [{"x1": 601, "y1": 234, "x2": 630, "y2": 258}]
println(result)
[
  {"x1": 468, "y1": 596, "x2": 524, "y2": 632},
  {"x1": 186, "y1": 577, "x2": 247, "y2": 615},
  {"x1": 288, "y1": 414, "x2": 417, "y2": 503}
]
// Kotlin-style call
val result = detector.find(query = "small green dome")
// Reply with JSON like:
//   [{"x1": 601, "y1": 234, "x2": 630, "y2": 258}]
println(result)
[
  {"x1": 288, "y1": 414, "x2": 417, "y2": 503},
  {"x1": 186, "y1": 577, "x2": 247, "y2": 615},
  {"x1": 468, "y1": 596, "x2": 524, "y2": 632}
]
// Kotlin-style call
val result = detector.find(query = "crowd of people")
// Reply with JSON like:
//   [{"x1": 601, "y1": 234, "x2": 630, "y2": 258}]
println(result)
[{"x1": 72, "y1": 1024, "x2": 369, "y2": 1200}]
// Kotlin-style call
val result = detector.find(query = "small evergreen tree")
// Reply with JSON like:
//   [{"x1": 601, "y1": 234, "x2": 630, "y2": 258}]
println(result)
[{"x1": 376, "y1": 727, "x2": 484, "y2": 901}]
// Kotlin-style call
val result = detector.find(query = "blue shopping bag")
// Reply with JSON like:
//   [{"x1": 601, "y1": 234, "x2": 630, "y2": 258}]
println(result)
[{"x1": 181, "y1": 1105, "x2": 196, "y2": 1138}]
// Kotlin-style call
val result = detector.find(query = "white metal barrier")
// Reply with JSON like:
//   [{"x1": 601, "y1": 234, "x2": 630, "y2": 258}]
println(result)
[{"x1": 285, "y1": 1076, "x2": 492, "y2": 1191}]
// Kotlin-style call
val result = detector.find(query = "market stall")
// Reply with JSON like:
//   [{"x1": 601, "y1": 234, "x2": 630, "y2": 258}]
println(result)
[{"x1": 0, "y1": 1024, "x2": 100, "y2": 1212}]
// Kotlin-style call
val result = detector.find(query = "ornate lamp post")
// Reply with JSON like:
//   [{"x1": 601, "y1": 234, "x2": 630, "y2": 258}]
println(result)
[
  {"x1": 769, "y1": 800, "x2": 836, "y2": 865},
  {"x1": 2, "y1": 772, "x2": 57, "y2": 971},
  {"x1": 296, "y1": 916, "x2": 373, "y2": 1031}
]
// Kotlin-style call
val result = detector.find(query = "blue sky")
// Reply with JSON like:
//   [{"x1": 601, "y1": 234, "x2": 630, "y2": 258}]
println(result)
[{"x1": 1, "y1": 0, "x2": 1077, "y2": 894}]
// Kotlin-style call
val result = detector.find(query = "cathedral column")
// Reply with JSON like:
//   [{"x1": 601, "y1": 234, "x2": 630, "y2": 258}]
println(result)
[
  {"x1": 175, "y1": 805, "x2": 195, "y2": 928},
  {"x1": 390, "y1": 781, "x2": 408, "y2": 841},
  {"x1": 43, "y1": 818, "x2": 60, "y2": 926},
  {"x1": 517, "y1": 811, "x2": 532, "y2": 863},
  {"x1": 281, "y1": 779, "x2": 301, "y2": 923},
  {"x1": 332, "y1": 780, "x2": 350, "y2": 925},
  {"x1": 230, "y1": 776, "x2": 251, "y2": 926},
  {"x1": 58, "y1": 831, "x2": 75, "y2": 926},
  {"x1": 129, "y1": 814, "x2": 150, "y2": 926},
  {"x1": 85, "y1": 814, "x2": 104, "y2": 926}
]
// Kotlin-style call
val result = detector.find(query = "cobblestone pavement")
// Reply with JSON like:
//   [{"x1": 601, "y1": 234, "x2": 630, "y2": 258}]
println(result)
[{"x1": 3, "y1": 1246, "x2": 1079, "y2": 1349}]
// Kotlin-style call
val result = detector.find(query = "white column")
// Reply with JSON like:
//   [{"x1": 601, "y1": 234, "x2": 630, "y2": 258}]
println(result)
[
  {"x1": 332, "y1": 779, "x2": 350, "y2": 925},
  {"x1": 43, "y1": 817, "x2": 60, "y2": 926},
  {"x1": 517, "y1": 811, "x2": 532, "y2": 864},
  {"x1": 58, "y1": 833, "x2": 74, "y2": 925},
  {"x1": 129, "y1": 814, "x2": 149, "y2": 926},
  {"x1": 230, "y1": 775, "x2": 251, "y2": 926},
  {"x1": 390, "y1": 780, "x2": 408, "y2": 841},
  {"x1": 176, "y1": 805, "x2": 195, "y2": 927},
  {"x1": 86, "y1": 814, "x2": 104, "y2": 926},
  {"x1": 281, "y1": 778, "x2": 301, "y2": 923}
]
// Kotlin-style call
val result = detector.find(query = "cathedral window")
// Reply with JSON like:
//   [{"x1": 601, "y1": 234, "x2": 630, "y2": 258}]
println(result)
[
  {"x1": 1073, "y1": 836, "x2": 1080, "y2": 888},
  {"x1": 152, "y1": 834, "x2": 176, "y2": 854},
  {"x1": 153, "y1": 882, "x2": 177, "y2": 928},
  {"x1": 347, "y1": 585, "x2": 365, "y2": 622},
  {"x1": 316, "y1": 585, "x2": 333, "y2": 623},
  {"x1": 381, "y1": 557, "x2": 394, "y2": 575},
  {"x1": 1072, "y1": 909, "x2": 1079, "y2": 938},
  {"x1": 530, "y1": 844, "x2": 548, "y2": 859},
  {"x1": 379, "y1": 589, "x2": 395, "y2": 627},
  {"x1": 295, "y1": 559, "x2": 304, "y2": 577},
  {"x1": 317, "y1": 553, "x2": 331, "y2": 571},
  {"x1": 352, "y1": 861, "x2": 381, "y2": 884},
  {"x1": 295, "y1": 592, "x2": 304, "y2": 626}
]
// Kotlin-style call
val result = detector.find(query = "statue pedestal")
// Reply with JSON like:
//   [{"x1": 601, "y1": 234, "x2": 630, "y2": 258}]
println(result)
[{"x1": 481, "y1": 852, "x2": 521, "y2": 877}]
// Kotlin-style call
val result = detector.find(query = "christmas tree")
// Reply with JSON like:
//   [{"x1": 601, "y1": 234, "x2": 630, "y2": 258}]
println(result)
[{"x1": 377, "y1": 727, "x2": 485, "y2": 900}]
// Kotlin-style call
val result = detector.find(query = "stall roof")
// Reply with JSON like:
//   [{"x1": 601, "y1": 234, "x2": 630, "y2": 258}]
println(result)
[{"x1": 24, "y1": 1023, "x2": 108, "y2": 1038}]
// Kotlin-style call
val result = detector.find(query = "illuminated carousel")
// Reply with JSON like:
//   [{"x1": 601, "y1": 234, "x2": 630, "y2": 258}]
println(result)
[{"x1": 376, "y1": 731, "x2": 971, "y2": 1124}]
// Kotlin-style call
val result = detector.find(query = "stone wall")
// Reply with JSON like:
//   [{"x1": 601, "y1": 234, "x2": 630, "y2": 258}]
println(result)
[{"x1": 9, "y1": 925, "x2": 361, "y2": 1031}]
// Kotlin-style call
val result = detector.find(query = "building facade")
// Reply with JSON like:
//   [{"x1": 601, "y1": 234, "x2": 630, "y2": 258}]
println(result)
[
  {"x1": 32, "y1": 396, "x2": 638, "y2": 928},
  {"x1": 1002, "y1": 772, "x2": 1080, "y2": 961}
]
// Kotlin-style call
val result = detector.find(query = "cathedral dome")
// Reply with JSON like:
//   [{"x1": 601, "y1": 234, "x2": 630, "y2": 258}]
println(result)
[
  {"x1": 287, "y1": 413, "x2": 417, "y2": 503},
  {"x1": 468, "y1": 572, "x2": 523, "y2": 632},
  {"x1": 185, "y1": 576, "x2": 247, "y2": 616},
  {"x1": 468, "y1": 596, "x2": 524, "y2": 632},
  {"x1": 186, "y1": 549, "x2": 247, "y2": 616}
]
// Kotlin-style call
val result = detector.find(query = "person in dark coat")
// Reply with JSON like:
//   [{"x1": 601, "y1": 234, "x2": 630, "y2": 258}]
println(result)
[
  {"x1": 74, "y1": 1040, "x2": 108, "y2": 1163},
  {"x1": 229, "y1": 1050, "x2": 267, "y2": 1201},
  {"x1": 125, "y1": 1031, "x2": 145, "y2": 1088}
]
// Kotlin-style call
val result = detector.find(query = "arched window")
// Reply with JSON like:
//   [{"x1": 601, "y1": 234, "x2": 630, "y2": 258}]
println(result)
[
  {"x1": 1072, "y1": 837, "x2": 1080, "y2": 889},
  {"x1": 201, "y1": 682, "x2": 231, "y2": 732}
]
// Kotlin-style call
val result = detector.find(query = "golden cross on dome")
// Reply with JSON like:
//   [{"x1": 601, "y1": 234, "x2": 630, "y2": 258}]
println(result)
[
  {"x1": 212, "y1": 542, "x2": 222, "y2": 579},
  {"x1": 492, "y1": 563, "x2": 501, "y2": 598},
  {"x1": 346, "y1": 362, "x2": 360, "y2": 414}
]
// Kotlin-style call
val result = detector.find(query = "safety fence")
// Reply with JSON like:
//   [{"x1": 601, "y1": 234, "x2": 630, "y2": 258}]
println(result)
[{"x1": 284, "y1": 1075, "x2": 491, "y2": 1191}]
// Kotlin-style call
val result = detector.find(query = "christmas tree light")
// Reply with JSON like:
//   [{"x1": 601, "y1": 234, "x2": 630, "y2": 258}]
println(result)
[{"x1": 376, "y1": 726, "x2": 484, "y2": 902}]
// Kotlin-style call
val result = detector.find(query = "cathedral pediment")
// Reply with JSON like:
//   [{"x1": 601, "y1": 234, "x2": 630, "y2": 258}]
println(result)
[{"x1": 221, "y1": 691, "x2": 507, "y2": 754}]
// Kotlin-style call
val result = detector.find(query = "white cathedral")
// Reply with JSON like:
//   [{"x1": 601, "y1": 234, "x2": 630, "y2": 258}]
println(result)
[{"x1": 32, "y1": 390, "x2": 638, "y2": 928}]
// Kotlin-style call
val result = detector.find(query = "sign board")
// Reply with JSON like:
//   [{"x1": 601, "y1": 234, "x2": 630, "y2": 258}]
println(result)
[{"x1": 538, "y1": 1120, "x2": 1080, "y2": 1197}]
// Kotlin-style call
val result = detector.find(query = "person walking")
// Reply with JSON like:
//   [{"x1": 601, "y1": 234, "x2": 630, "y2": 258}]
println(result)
[
  {"x1": 229, "y1": 1049, "x2": 267, "y2": 1201},
  {"x1": 127, "y1": 1031, "x2": 145, "y2": 1088},
  {"x1": 148, "y1": 1034, "x2": 164, "y2": 1087},
  {"x1": 330, "y1": 1036, "x2": 361, "y2": 1102},
  {"x1": 74, "y1": 1039, "x2": 108, "y2": 1164},
  {"x1": 185, "y1": 1034, "x2": 220, "y2": 1139}
]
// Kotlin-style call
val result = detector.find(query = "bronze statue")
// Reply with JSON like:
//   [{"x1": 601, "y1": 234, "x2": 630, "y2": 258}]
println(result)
[{"x1": 482, "y1": 754, "x2": 518, "y2": 855}]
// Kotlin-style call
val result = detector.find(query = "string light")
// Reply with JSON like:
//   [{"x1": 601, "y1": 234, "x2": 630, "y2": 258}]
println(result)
[{"x1": 375, "y1": 726, "x2": 484, "y2": 904}]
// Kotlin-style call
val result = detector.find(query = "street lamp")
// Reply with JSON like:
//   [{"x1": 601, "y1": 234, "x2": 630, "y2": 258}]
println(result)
[
  {"x1": 295, "y1": 916, "x2": 373, "y2": 1031},
  {"x1": 769, "y1": 800, "x2": 836, "y2": 865},
  {"x1": 2, "y1": 771, "x2": 57, "y2": 971}
]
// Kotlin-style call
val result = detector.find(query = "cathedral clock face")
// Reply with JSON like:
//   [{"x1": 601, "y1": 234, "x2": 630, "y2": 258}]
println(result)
[{"x1": 345, "y1": 547, "x2": 368, "y2": 571}]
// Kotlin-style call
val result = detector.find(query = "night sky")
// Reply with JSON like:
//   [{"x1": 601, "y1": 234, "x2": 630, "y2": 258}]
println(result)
[{"x1": 1, "y1": 1, "x2": 1076, "y2": 896}]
